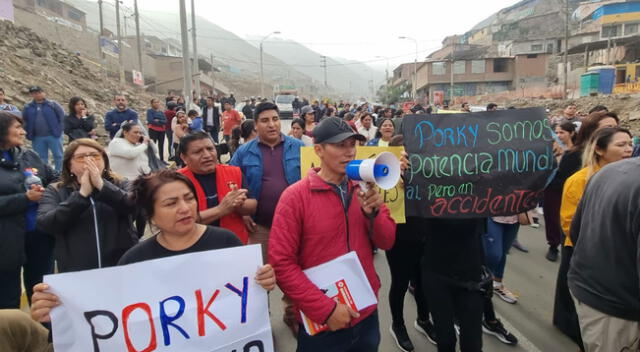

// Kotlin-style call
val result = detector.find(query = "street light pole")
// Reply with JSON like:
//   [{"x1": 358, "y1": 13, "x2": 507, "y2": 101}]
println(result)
[
  {"x1": 259, "y1": 31, "x2": 280, "y2": 99},
  {"x1": 399, "y1": 36, "x2": 418, "y2": 101},
  {"x1": 179, "y1": 0, "x2": 192, "y2": 107},
  {"x1": 375, "y1": 56, "x2": 390, "y2": 82}
]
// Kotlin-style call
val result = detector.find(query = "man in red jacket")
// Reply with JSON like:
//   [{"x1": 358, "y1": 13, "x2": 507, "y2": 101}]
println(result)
[
  {"x1": 269, "y1": 117, "x2": 396, "y2": 351},
  {"x1": 177, "y1": 131, "x2": 256, "y2": 244}
]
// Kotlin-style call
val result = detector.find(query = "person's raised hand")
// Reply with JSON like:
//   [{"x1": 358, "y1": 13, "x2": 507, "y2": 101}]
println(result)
[
  {"x1": 78, "y1": 170, "x2": 93, "y2": 197},
  {"x1": 357, "y1": 183, "x2": 383, "y2": 217},
  {"x1": 31, "y1": 283, "x2": 60, "y2": 323},
  {"x1": 86, "y1": 158, "x2": 103, "y2": 191},
  {"x1": 255, "y1": 264, "x2": 276, "y2": 291},
  {"x1": 399, "y1": 150, "x2": 409, "y2": 175},
  {"x1": 219, "y1": 189, "x2": 248, "y2": 215},
  {"x1": 326, "y1": 303, "x2": 360, "y2": 331}
]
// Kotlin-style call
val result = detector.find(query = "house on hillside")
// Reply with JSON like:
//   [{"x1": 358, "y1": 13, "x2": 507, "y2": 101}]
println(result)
[
  {"x1": 13, "y1": 0, "x2": 86, "y2": 30},
  {"x1": 568, "y1": 1, "x2": 640, "y2": 92},
  {"x1": 415, "y1": 56, "x2": 516, "y2": 105}
]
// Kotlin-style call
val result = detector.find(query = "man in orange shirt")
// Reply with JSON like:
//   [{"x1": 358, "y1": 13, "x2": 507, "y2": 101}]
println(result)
[{"x1": 222, "y1": 101, "x2": 242, "y2": 142}]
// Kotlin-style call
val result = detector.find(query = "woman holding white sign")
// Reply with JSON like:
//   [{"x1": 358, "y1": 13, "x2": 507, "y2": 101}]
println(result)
[{"x1": 30, "y1": 169, "x2": 275, "y2": 324}]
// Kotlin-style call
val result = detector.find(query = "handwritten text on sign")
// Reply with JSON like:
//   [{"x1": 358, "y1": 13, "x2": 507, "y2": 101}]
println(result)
[
  {"x1": 300, "y1": 146, "x2": 406, "y2": 223},
  {"x1": 402, "y1": 108, "x2": 555, "y2": 218},
  {"x1": 45, "y1": 245, "x2": 273, "y2": 352}
]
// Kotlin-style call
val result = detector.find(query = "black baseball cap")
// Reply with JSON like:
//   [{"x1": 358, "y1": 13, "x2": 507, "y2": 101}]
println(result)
[
  {"x1": 313, "y1": 117, "x2": 366, "y2": 144},
  {"x1": 28, "y1": 86, "x2": 43, "y2": 93}
]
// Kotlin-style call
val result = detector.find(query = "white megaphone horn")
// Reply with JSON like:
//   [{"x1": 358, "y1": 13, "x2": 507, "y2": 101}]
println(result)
[{"x1": 346, "y1": 151, "x2": 401, "y2": 191}]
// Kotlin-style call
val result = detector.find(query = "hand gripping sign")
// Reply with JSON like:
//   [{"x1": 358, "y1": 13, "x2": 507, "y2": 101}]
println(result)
[{"x1": 45, "y1": 245, "x2": 273, "y2": 352}]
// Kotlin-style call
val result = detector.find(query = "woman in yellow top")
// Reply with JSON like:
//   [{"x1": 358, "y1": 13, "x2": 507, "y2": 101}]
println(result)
[{"x1": 553, "y1": 127, "x2": 633, "y2": 351}]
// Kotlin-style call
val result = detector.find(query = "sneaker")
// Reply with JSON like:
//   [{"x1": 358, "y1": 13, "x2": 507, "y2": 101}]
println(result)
[
  {"x1": 390, "y1": 324, "x2": 415, "y2": 352},
  {"x1": 511, "y1": 240, "x2": 529, "y2": 253},
  {"x1": 530, "y1": 217, "x2": 540, "y2": 228},
  {"x1": 493, "y1": 282, "x2": 518, "y2": 304},
  {"x1": 482, "y1": 319, "x2": 518, "y2": 345},
  {"x1": 546, "y1": 246, "x2": 559, "y2": 262},
  {"x1": 414, "y1": 319, "x2": 437, "y2": 345}
]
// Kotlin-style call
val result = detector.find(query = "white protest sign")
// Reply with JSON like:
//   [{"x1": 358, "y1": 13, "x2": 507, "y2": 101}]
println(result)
[
  {"x1": 45, "y1": 244, "x2": 273, "y2": 352},
  {"x1": 300, "y1": 251, "x2": 378, "y2": 335}
]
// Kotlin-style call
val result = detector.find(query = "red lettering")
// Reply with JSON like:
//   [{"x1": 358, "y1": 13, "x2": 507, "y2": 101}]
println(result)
[
  {"x1": 460, "y1": 196, "x2": 473, "y2": 213},
  {"x1": 489, "y1": 196, "x2": 503, "y2": 214},
  {"x1": 195, "y1": 289, "x2": 226, "y2": 336},
  {"x1": 430, "y1": 198, "x2": 447, "y2": 217},
  {"x1": 122, "y1": 303, "x2": 157, "y2": 352},
  {"x1": 447, "y1": 197, "x2": 462, "y2": 214}
]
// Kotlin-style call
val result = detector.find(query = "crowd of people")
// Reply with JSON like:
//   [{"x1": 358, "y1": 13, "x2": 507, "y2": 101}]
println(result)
[{"x1": 0, "y1": 86, "x2": 637, "y2": 352}]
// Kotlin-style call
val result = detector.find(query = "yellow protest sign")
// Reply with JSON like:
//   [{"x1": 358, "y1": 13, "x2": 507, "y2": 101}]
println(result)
[{"x1": 300, "y1": 146, "x2": 406, "y2": 224}]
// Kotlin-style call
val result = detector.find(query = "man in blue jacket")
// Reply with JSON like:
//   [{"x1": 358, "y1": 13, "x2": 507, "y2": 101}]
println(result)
[
  {"x1": 22, "y1": 86, "x2": 64, "y2": 171},
  {"x1": 104, "y1": 95, "x2": 138, "y2": 139},
  {"x1": 230, "y1": 102, "x2": 303, "y2": 261}
]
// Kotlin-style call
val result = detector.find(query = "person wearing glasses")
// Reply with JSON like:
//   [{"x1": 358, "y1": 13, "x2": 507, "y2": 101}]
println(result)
[
  {"x1": 0, "y1": 112, "x2": 57, "y2": 309},
  {"x1": 37, "y1": 138, "x2": 138, "y2": 273}
]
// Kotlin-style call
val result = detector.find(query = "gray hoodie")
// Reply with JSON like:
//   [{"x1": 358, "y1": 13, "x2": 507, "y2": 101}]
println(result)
[{"x1": 568, "y1": 158, "x2": 640, "y2": 321}]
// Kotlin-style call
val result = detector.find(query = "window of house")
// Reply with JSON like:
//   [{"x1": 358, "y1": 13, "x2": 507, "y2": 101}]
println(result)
[
  {"x1": 453, "y1": 61, "x2": 465, "y2": 74},
  {"x1": 37, "y1": 0, "x2": 46, "y2": 6},
  {"x1": 546, "y1": 43, "x2": 554, "y2": 52},
  {"x1": 602, "y1": 25, "x2": 619, "y2": 38},
  {"x1": 625, "y1": 23, "x2": 639, "y2": 35},
  {"x1": 531, "y1": 44, "x2": 543, "y2": 51},
  {"x1": 527, "y1": 54, "x2": 538, "y2": 59},
  {"x1": 68, "y1": 9, "x2": 83, "y2": 22},
  {"x1": 493, "y1": 58, "x2": 509, "y2": 73},
  {"x1": 432, "y1": 62, "x2": 445, "y2": 75},
  {"x1": 471, "y1": 60, "x2": 485, "y2": 73}
]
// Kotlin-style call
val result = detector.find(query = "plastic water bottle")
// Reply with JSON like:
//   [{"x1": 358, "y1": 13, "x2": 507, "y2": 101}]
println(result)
[{"x1": 24, "y1": 169, "x2": 43, "y2": 191}]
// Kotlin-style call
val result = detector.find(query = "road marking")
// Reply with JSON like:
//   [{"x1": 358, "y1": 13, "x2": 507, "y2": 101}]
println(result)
[{"x1": 495, "y1": 312, "x2": 543, "y2": 352}]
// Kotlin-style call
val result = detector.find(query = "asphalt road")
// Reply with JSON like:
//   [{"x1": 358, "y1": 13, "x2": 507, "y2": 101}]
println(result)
[{"x1": 268, "y1": 222, "x2": 578, "y2": 352}]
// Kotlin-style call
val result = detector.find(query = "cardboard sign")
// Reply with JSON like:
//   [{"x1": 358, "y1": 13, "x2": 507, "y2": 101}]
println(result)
[
  {"x1": 45, "y1": 245, "x2": 273, "y2": 352},
  {"x1": 402, "y1": 107, "x2": 555, "y2": 218},
  {"x1": 300, "y1": 252, "x2": 378, "y2": 335},
  {"x1": 300, "y1": 146, "x2": 406, "y2": 223}
]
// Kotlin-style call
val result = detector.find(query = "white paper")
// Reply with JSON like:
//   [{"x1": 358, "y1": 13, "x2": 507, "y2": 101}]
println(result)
[
  {"x1": 300, "y1": 251, "x2": 378, "y2": 335},
  {"x1": 45, "y1": 244, "x2": 273, "y2": 352}
]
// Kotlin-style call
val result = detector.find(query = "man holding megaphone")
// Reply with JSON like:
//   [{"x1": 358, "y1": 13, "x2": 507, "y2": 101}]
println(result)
[{"x1": 269, "y1": 117, "x2": 397, "y2": 351}]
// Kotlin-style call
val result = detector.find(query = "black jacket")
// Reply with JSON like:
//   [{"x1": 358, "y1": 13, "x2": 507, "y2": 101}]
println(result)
[
  {"x1": 202, "y1": 105, "x2": 220, "y2": 130},
  {"x1": 242, "y1": 104, "x2": 254, "y2": 120},
  {"x1": 37, "y1": 179, "x2": 138, "y2": 273},
  {"x1": 0, "y1": 147, "x2": 57, "y2": 270},
  {"x1": 64, "y1": 114, "x2": 95, "y2": 141}
]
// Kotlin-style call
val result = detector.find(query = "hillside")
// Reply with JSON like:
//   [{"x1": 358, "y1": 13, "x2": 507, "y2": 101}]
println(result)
[
  {"x1": 64, "y1": 0, "x2": 378, "y2": 99},
  {"x1": 0, "y1": 20, "x2": 160, "y2": 142}
]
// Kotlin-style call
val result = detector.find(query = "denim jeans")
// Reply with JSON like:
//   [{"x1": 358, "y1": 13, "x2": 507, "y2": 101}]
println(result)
[
  {"x1": 32, "y1": 135, "x2": 63, "y2": 171},
  {"x1": 484, "y1": 218, "x2": 520, "y2": 279},
  {"x1": 296, "y1": 310, "x2": 380, "y2": 352}
]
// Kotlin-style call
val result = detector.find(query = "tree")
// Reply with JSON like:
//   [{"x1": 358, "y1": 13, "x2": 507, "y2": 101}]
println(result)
[{"x1": 377, "y1": 81, "x2": 410, "y2": 105}]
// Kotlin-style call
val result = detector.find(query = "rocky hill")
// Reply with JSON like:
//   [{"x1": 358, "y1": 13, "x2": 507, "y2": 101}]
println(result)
[{"x1": 0, "y1": 20, "x2": 160, "y2": 142}]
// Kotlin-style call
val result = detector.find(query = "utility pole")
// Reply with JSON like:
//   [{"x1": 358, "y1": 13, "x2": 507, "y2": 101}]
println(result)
[
  {"x1": 97, "y1": 0, "x2": 104, "y2": 59},
  {"x1": 115, "y1": 0, "x2": 125, "y2": 86},
  {"x1": 191, "y1": 0, "x2": 200, "y2": 100},
  {"x1": 321, "y1": 56, "x2": 328, "y2": 87},
  {"x1": 179, "y1": 0, "x2": 193, "y2": 107},
  {"x1": 450, "y1": 43, "x2": 455, "y2": 104},
  {"x1": 399, "y1": 36, "x2": 418, "y2": 100},
  {"x1": 210, "y1": 53, "x2": 216, "y2": 95},
  {"x1": 259, "y1": 31, "x2": 280, "y2": 98},
  {"x1": 133, "y1": 0, "x2": 143, "y2": 77},
  {"x1": 563, "y1": 0, "x2": 569, "y2": 99}
]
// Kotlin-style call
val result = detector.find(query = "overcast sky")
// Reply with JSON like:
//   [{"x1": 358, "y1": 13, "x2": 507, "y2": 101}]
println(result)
[{"x1": 127, "y1": 0, "x2": 517, "y2": 68}]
